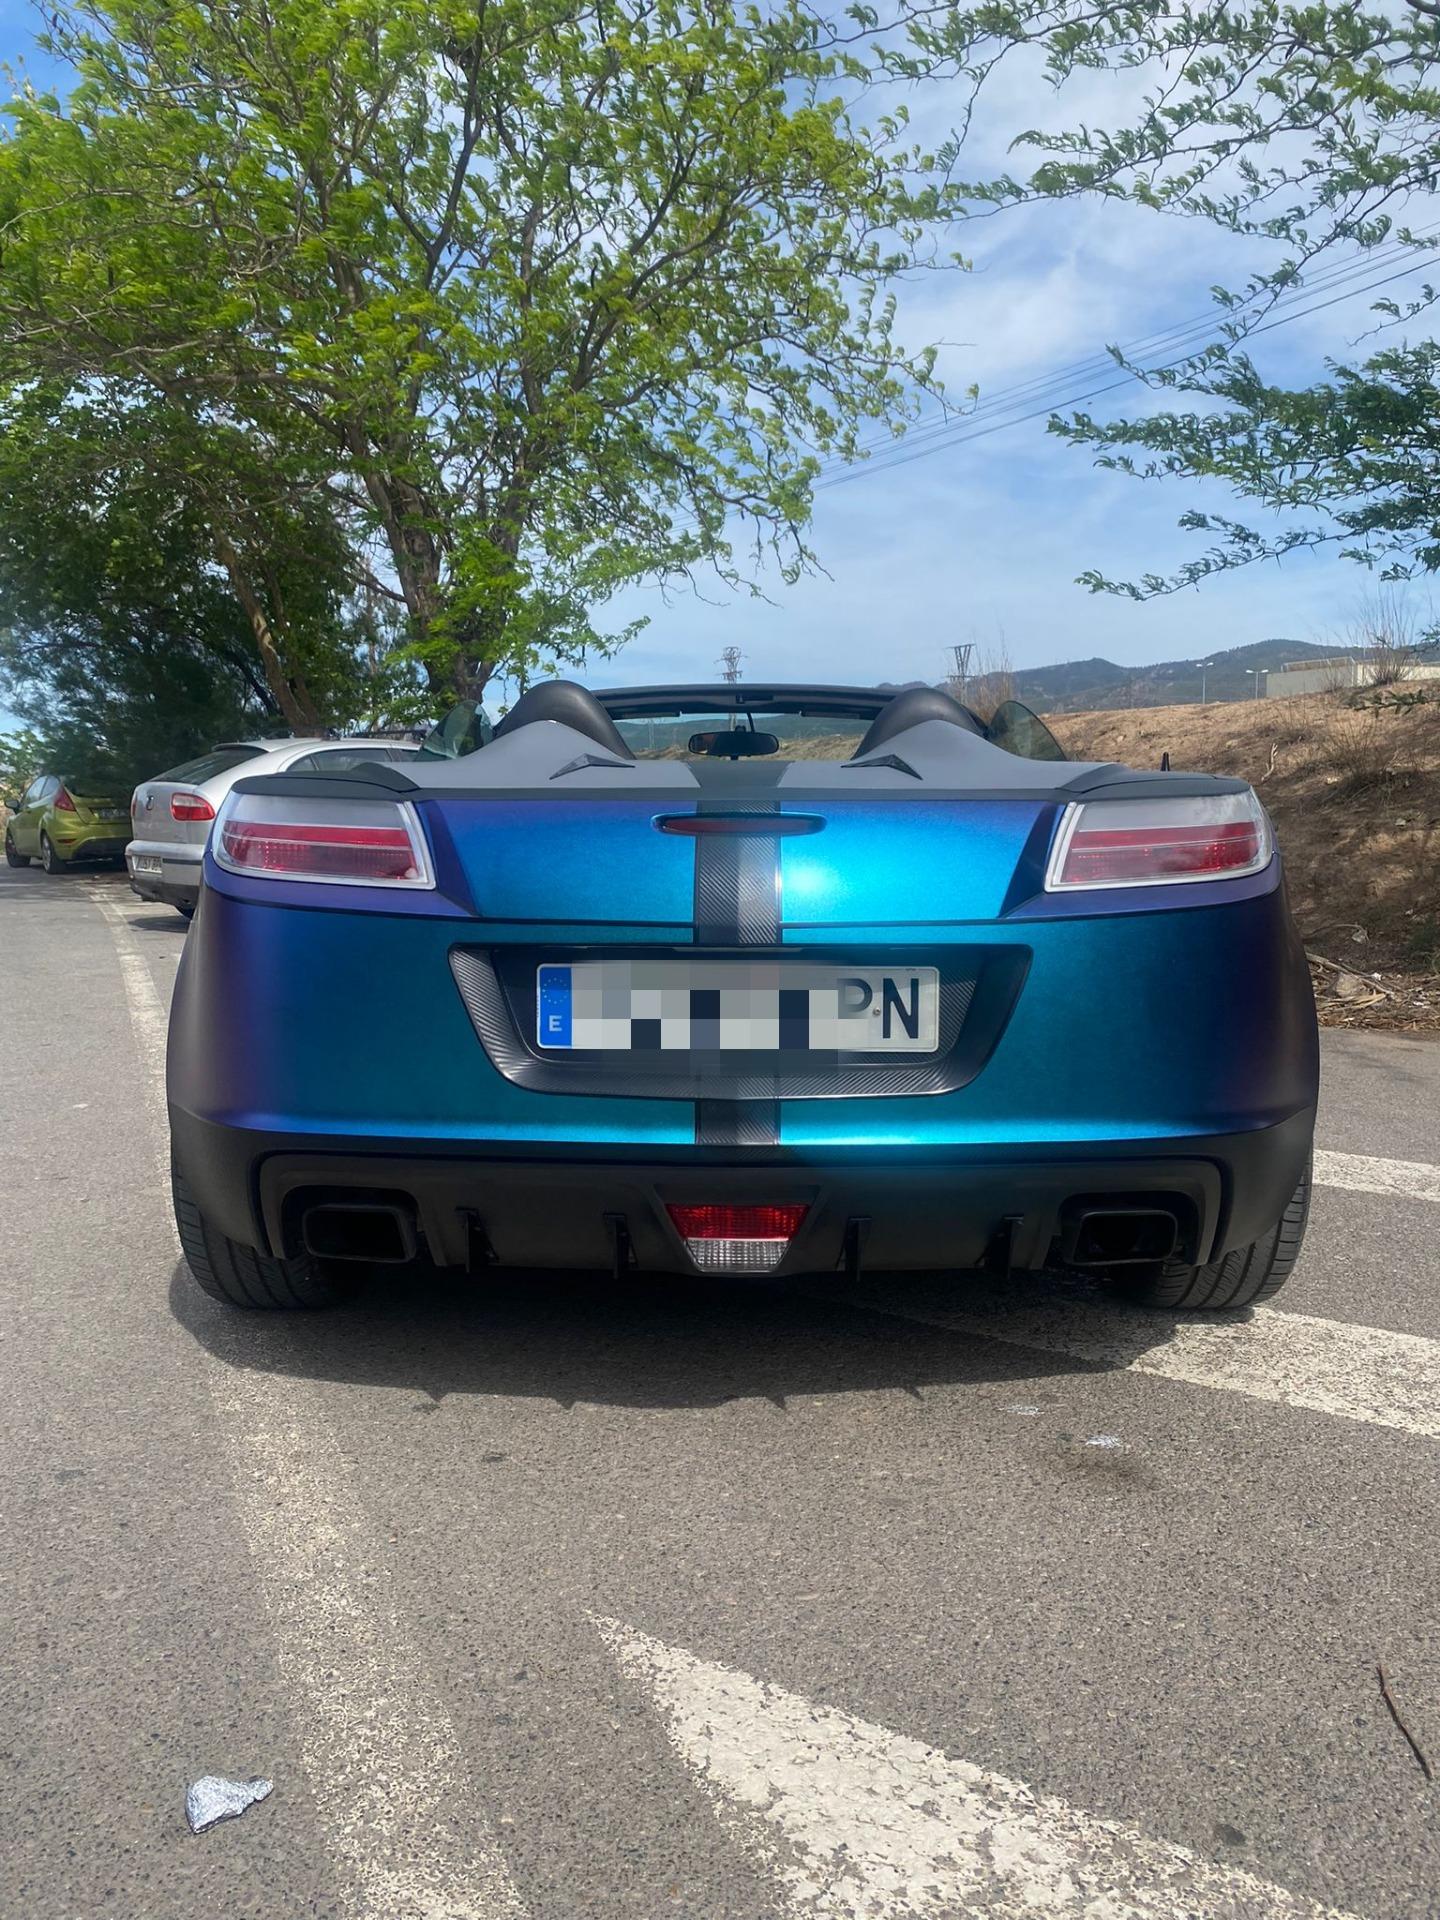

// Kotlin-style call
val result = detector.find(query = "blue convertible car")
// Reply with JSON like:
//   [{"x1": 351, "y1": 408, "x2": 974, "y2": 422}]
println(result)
[{"x1": 168, "y1": 680, "x2": 1317, "y2": 1311}]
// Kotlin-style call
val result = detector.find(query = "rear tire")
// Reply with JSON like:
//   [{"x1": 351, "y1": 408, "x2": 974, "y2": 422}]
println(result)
[
  {"x1": 39, "y1": 830, "x2": 62, "y2": 873},
  {"x1": 172, "y1": 1161, "x2": 357, "y2": 1309},
  {"x1": 4, "y1": 830, "x2": 28, "y2": 868},
  {"x1": 1116, "y1": 1163, "x2": 1311, "y2": 1311}
]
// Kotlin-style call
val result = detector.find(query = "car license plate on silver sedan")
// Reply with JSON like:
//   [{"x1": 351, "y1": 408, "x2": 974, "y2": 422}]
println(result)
[
  {"x1": 536, "y1": 960, "x2": 940, "y2": 1053},
  {"x1": 130, "y1": 854, "x2": 162, "y2": 874}
]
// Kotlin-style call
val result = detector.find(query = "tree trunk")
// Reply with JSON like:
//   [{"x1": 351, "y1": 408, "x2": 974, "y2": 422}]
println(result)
[
  {"x1": 212, "y1": 529, "x2": 319, "y2": 732},
  {"x1": 353, "y1": 460, "x2": 453, "y2": 693}
]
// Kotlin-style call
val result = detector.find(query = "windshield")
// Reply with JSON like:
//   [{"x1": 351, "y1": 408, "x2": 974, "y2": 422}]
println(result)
[{"x1": 613, "y1": 711, "x2": 864, "y2": 761}]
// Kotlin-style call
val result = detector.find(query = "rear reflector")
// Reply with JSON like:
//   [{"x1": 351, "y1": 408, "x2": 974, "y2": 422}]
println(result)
[
  {"x1": 212, "y1": 793, "x2": 434, "y2": 889},
  {"x1": 666, "y1": 1202, "x2": 808, "y2": 1272},
  {"x1": 170, "y1": 791, "x2": 215, "y2": 823},
  {"x1": 1045, "y1": 793, "x2": 1271, "y2": 892}
]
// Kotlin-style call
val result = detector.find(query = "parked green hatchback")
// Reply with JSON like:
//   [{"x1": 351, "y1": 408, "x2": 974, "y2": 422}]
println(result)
[{"x1": 4, "y1": 772, "x2": 131, "y2": 872}]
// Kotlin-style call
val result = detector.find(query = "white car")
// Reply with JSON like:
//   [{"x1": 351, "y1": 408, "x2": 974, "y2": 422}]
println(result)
[{"x1": 127, "y1": 736, "x2": 422, "y2": 916}]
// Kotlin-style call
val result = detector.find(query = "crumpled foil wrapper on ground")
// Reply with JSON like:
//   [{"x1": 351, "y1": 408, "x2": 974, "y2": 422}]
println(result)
[{"x1": 185, "y1": 1774, "x2": 274, "y2": 1833}]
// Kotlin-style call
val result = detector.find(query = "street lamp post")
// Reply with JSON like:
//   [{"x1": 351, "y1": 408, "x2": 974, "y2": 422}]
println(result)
[
  {"x1": 1246, "y1": 668, "x2": 1264, "y2": 700},
  {"x1": 1195, "y1": 659, "x2": 1214, "y2": 704}
]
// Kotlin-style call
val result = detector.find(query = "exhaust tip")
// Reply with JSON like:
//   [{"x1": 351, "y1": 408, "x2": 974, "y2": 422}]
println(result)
[
  {"x1": 1061, "y1": 1206, "x2": 1180, "y2": 1268},
  {"x1": 301, "y1": 1202, "x2": 417, "y2": 1265}
]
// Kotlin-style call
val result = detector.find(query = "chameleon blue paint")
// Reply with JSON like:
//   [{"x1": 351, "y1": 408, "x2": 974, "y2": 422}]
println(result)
[
  {"x1": 173, "y1": 881, "x2": 694, "y2": 1146},
  {"x1": 181, "y1": 850, "x2": 1312, "y2": 1159},
  {"x1": 780, "y1": 878, "x2": 1315, "y2": 1148},
  {"x1": 430, "y1": 797, "x2": 696, "y2": 925},
  {"x1": 780, "y1": 800, "x2": 1048, "y2": 925}
]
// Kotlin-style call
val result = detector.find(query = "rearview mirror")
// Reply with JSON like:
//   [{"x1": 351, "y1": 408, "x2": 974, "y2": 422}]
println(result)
[{"x1": 688, "y1": 730, "x2": 781, "y2": 758}]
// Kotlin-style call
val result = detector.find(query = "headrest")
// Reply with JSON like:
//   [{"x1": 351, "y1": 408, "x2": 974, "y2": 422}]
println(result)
[
  {"x1": 853, "y1": 686, "x2": 983, "y2": 758},
  {"x1": 492, "y1": 680, "x2": 630, "y2": 758}
]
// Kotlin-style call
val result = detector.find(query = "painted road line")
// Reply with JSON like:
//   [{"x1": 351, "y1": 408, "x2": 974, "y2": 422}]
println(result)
[
  {"x1": 598, "y1": 1618, "x2": 1358, "y2": 1920},
  {"x1": 838, "y1": 1276, "x2": 1440, "y2": 1442},
  {"x1": 89, "y1": 888, "x2": 527, "y2": 1920},
  {"x1": 1314, "y1": 1149, "x2": 1440, "y2": 1206}
]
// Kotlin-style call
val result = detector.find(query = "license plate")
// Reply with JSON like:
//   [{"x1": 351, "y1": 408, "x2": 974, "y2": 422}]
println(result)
[
  {"x1": 131, "y1": 854, "x2": 162, "y2": 874},
  {"x1": 536, "y1": 961, "x2": 940, "y2": 1053},
  {"x1": 98, "y1": 808, "x2": 128, "y2": 821}
]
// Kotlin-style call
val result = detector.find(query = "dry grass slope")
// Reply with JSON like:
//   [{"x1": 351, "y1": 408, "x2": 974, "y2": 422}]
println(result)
[{"x1": 1051, "y1": 691, "x2": 1440, "y2": 1030}]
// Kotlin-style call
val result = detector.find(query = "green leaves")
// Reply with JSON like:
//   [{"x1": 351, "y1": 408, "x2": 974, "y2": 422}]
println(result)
[
  {"x1": 1, "y1": 0, "x2": 949, "y2": 702},
  {"x1": 913, "y1": 0, "x2": 1440, "y2": 595}
]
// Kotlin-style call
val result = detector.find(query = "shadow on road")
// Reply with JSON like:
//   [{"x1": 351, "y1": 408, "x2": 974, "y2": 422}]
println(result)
[
  {"x1": 124, "y1": 911, "x2": 189, "y2": 935},
  {"x1": 169, "y1": 1257, "x2": 1183, "y2": 1411}
]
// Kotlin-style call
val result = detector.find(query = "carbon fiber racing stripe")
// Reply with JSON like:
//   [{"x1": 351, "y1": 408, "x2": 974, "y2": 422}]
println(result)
[{"x1": 690, "y1": 764, "x2": 782, "y2": 1146}]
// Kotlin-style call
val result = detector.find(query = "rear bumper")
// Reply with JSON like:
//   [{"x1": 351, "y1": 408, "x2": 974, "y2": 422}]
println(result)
[
  {"x1": 52, "y1": 825, "x2": 128, "y2": 862},
  {"x1": 170, "y1": 1104, "x2": 1316, "y2": 1276},
  {"x1": 128, "y1": 845, "x2": 200, "y2": 908}
]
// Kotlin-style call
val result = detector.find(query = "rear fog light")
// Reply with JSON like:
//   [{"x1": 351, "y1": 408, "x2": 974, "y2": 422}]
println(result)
[{"x1": 665, "y1": 1202, "x2": 808, "y2": 1272}]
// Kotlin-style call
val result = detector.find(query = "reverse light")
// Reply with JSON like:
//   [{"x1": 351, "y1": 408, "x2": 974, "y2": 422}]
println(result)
[
  {"x1": 1045, "y1": 793, "x2": 1271, "y2": 892},
  {"x1": 212, "y1": 792, "x2": 435, "y2": 889},
  {"x1": 53, "y1": 786, "x2": 76, "y2": 812},
  {"x1": 665, "y1": 1202, "x2": 808, "y2": 1273},
  {"x1": 171, "y1": 791, "x2": 215, "y2": 823}
]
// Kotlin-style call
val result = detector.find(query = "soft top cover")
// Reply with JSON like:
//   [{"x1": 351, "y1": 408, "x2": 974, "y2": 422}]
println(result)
[{"x1": 231, "y1": 680, "x2": 1248, "y2": 803}]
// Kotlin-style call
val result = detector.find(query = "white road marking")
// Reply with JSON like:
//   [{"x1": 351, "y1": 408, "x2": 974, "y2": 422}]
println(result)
[
  {"x1": 597, "y1": 1618, "x2": 1359, "y2": 1920},
  {"x1": 1314, "y1": 1148, "x2": 1440, "y2": 1206},
  {"x1": 88, "y1": 889, "x2": 526, "y2": 1920},
  {"x1": 841, "y1": 1278, "x2": 1440, "y2": 1442}
]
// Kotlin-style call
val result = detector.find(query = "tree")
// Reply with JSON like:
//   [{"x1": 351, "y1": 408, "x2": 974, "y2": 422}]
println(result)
[
  {"x1": 0, "y1": 384, "x2": 381, "y2": 773},
  {"x1": 0, "y1": 0, "x2": 947, "y2": 702},
  {"x1": 0, "y1": 726, "x2": 47, "y2": 810},
  {"x1": 918, "y1": 0, "x2": 1440, "y2": 597}
]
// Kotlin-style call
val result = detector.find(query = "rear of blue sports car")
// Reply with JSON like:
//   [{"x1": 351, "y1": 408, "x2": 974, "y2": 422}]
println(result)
[{"x1": 167, "y1": 682, "x2": 1318, "y2": 1311}]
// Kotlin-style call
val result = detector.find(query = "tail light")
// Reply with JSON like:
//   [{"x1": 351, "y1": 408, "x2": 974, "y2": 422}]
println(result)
[
  {"x1": 212, "y1": 792, "x2": 434, "y2": 889},
  {"x1": 171, "y1": 791, "x2": 215, "y2": 823},
  {"x1": 53, "y1": 786, "x2": 76, "y2": 812},
  {"x1": 665, "y1": 1202, "x2": 808, "y2": 1272},
  {"x1": 1045, "y1": 792, "x2": 1271, "y2": 892}
]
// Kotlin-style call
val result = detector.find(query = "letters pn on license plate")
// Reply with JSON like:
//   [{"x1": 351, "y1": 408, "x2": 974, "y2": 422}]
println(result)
[{"x1": 536, "y1": 961, "x2": 939, "y2": 1053}]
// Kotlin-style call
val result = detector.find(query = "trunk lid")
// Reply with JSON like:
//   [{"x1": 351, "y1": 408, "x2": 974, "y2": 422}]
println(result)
[
  {"x1": 132, "y1": 746, "x2": 266, "y2": 848},
  {"x1": 427, "y1": 796, "x2": 1057, "y2": 927},
  {"x1": 62, "y1": 785, "x2": 131, "y2": 826}
]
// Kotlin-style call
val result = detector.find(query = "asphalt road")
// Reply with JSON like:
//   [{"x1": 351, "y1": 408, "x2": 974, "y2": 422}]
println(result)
[{"x1": 3, "y1": 858, "x2": 1439, "y2": 1920}]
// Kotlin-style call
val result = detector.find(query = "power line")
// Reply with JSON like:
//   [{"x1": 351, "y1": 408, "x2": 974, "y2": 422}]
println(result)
[
  {"x1": 815, "y1": 248, "x2": 1439, "y2": 491},
  {"x1": 836, "y1": 227, "x2": 1439, "y2": 468}
]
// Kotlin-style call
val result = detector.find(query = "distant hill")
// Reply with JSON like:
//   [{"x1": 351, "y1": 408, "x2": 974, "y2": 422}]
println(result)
[{"x1": 976, "y1": 639, "x2": 1339, "y2": 714}]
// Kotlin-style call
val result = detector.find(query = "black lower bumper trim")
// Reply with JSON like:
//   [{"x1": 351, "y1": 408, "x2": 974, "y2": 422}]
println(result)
[
  {"x1": 169, "y1": 1105, "x2": 1316, "y2": 1278},
  {"x1": 130, "y1": 874, "x2": 199, "y2": 910}
]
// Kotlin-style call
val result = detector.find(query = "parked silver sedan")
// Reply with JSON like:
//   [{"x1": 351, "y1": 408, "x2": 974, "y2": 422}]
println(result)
[{"x1": 127, "y1": 737, "x2": 421, "y2": 916}]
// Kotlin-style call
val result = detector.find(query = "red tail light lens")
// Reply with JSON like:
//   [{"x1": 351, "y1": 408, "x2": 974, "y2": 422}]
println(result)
[
  {"x1": 666, "y1": 1202, "x2": 808, "y2": 1272},
  {"x1": 212, "y1": 794, "x2": 434, "y2": 889},
  {"x1": 1046, "y1": 794, "x2": 1271, "y2": 892},
  {"x1": 53, "y1": 786, "x2": 76, "y2": 812},
  {"x1": 171, "y1": 791, "x2": 215, "y2": 823}
]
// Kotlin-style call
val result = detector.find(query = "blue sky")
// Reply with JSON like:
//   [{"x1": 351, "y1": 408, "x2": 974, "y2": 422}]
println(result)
[{"x1": 1, "y1": 3, "x2": 1423, "y2": 729}]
